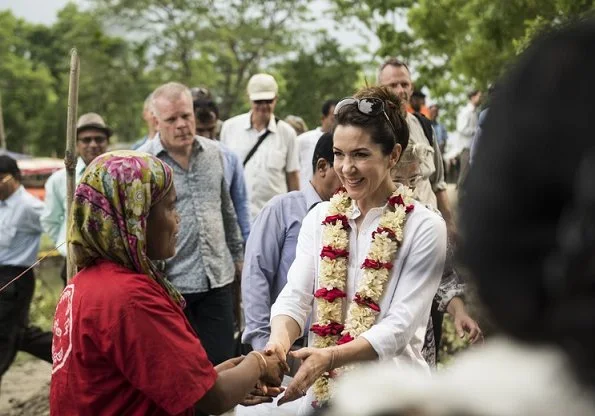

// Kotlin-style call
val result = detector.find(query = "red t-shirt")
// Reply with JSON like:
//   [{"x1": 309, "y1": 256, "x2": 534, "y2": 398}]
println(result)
[{"x1": 50, "y1": 260, "x2": 217, "y2": 416}]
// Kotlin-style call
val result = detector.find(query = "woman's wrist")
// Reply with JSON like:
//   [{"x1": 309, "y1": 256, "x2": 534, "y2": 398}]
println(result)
[{"x1": 248, "y1": 351, "x2": 268, "y2": 378}]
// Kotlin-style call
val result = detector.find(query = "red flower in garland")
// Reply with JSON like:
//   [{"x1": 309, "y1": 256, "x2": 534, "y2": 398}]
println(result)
[
  {"x1": 361, "y1": 258, "x2": 393, "y2": 270},
  {"x1": 322, "y1": 214, "x2": 350, "y2": 229},
  {"x1": 337, "y1": 333, "x2": 354, "y2": 345},
  {"x1": 320, "y1": 246, "x2": 349, "y2": 260},
  {"x1": 388, "y1": 194, "x2": 414, "y2": 213},
  {"x1": 314, "y1": 287, "x2": 347, "y2": 302},
  {"x1": 388, "y1": 194, "x2": 405, "y2": 207},
  {"x1": 353, "y1": 293, "x2": 381, "y2": 312},
  {"x1": 372, "y1": 226, "x2": 397, "y2": 241},
  {"x1": 310, "y1": 322, "x2": 345, "y2": 337}
]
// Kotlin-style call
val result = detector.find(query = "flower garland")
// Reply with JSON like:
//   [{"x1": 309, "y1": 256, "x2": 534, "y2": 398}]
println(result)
[{"x1": 310, "y1": 185, "x2": 415, "y2": 407}]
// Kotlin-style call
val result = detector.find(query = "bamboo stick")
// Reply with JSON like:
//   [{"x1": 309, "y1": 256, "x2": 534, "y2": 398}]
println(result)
[{"x1": 65, "y1": 48, "x2": 80, "y2": 281}]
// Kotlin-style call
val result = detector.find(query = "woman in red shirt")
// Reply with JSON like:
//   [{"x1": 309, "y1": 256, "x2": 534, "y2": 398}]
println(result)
[{"x1": 50, "y1": 151, "x2": 285, "y2": 415}]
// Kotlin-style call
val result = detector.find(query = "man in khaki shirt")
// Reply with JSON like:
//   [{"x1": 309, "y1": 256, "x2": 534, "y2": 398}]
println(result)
[{"x1": 378, "y1": 58, "x2": 455, "y2": 234}]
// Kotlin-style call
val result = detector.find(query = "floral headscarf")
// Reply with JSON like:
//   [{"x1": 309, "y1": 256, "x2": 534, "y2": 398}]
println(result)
[{"x1": 68, "y1": 150, "x2": 184, "y2": 306}]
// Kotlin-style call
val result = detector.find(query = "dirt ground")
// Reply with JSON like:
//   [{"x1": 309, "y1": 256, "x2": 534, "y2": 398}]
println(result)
[{"x1": 0, "y1": 358, "x2": 51, "y2": 416}]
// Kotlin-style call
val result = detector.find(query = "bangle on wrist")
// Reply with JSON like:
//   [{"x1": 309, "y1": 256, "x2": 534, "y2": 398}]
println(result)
[
  {"x1": 251, "y1": 351, "x2": 268, "y2": 375},
  {"x1": 328, "y1": 347, "x2": 336, "y2": 371}
]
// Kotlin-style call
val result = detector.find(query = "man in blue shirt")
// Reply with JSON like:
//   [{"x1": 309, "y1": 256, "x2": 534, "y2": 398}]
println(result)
[
  {"x1": 0, "y1": 155, "x2": 52, "y2": 388},
  {"x1": 194, "y1": 102, "x2": 250, "y2": 242},
  {"x1": 241, "y1": 133, "x2": 341, "y2": 351}
]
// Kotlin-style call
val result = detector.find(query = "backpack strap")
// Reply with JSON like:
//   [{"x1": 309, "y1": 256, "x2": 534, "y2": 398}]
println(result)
[
  {"x1": 412, "y1": 112, "x2": 435, "y2": 147},
  {"x1": 243, "y1": 117, "x2": 280, "y2": 166}
]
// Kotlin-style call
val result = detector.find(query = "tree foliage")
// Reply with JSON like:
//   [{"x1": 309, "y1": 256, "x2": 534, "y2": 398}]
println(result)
[
  {"x1": 275, "y1": 33, "x2": 361, "y2": 129},
  {"x1": 91, "y1": 0, "x2": 311, "y2": 118},
  {"x1": 332, "y1": 0, "x2": 595, "y2": 129}
]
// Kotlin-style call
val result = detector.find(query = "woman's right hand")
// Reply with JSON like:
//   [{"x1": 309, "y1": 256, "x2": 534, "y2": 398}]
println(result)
[
  {"x1": 250, "y1": 350, "x2": 288, "y2": 387},
  {"x1": 264, "y1": 341, "x2": 289, "y2": 369}
]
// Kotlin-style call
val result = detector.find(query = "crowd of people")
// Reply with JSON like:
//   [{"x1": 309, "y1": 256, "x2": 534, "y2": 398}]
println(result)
[{"x1": 1, "y1": 17, "x2": 595, "y2": 416}]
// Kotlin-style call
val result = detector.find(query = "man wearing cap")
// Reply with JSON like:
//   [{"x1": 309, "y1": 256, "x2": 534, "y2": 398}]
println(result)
[
  {"x1": 220, "y1": 73, "x2": 300, "y2": 220},
  {"x1": 41, "y1": 113, "x2": 111, "y2": 285},
  {"x1": 1, "y1": 155, "x2": 53, "y2": 393}
]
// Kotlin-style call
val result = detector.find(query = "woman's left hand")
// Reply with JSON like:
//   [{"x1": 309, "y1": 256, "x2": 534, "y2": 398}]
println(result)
[
  {"x1": 454, "y1": 313, "x2": 483, "y2": 344},
  {"x1": 277, "y1": 347, "x2": 333, "y2": 406}
]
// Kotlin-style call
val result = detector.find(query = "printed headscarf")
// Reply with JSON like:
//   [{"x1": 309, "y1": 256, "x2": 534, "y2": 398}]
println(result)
[{"x1": 68, "y1": 150, "x2": 184, "y2": 306}]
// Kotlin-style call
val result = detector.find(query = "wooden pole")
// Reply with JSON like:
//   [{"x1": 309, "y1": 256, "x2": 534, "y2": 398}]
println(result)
[
  {"x1": 65, "y1": 48, "x2": 80, "y2": 281},
  {"x1": 0, "y1": 90, "x2": 6, "y2": 150}
]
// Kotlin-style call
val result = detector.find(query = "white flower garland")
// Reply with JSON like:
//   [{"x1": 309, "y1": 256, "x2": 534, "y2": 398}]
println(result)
[{"x1": 310, "y1": 185, "x2": 415, "y2": 406}]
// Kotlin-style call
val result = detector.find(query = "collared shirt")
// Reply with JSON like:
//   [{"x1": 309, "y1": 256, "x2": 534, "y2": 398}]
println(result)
[
  {"x1": 216, "y1": 141, "x2": 251, "y2": 242},
  {"x1": 456, "y1": 102, "x2": 479, "y2": 149},
  {"x1": 41, "y1": 157, "x2": 87, "y2": 257},
  {"x1": 406, "y1": 113, "x2": 447, "y2": 209},
  {"x1": 297, "y1": 127, "x2": 323, "y2": 190},
  {"x1": 138, "y1": 135, "x2": 243, "y2": 294},
  {"x1": 241, "y1": 181, "x2": 322, "y2": 350},
  {"x1": 131, "y1": 135, "x2": 149, "y2": 150},
  {"x1": 271, "y1": 193, "x2": 446, "y2": 414},
  {"x1": 220, "y1": 112, "x2": 300, "y2": 219},
  {"x1": 1, "y1": 186, "x2": 44, "y2": 267}
]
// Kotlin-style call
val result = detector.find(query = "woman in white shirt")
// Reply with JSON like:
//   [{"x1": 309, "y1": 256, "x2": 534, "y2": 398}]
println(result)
[{"x1": 265, "y1": 86, "x2": 447, "y2": 415}]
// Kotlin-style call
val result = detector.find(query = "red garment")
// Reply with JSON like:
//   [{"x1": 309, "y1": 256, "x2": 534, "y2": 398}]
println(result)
[{"x1": 50, "y1": 260, "x2": 217, "y2": 416}]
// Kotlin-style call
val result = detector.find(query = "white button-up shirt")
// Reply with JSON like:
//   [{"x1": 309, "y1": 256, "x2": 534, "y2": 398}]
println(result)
[
  {"x1": 220, "y1": 112, "x2": 300, "y2": 220},
  {"x1": 271, "y1": 193, "x2": 446, "y2": 414},
  {"x1": 297, "y1": 127, "x2": 323, "y2": 190}
]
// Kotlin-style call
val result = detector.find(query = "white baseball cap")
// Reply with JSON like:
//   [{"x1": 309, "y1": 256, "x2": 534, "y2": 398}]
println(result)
[{"x1": 247, "y1": 73, "x2": 278, "y2": 101}]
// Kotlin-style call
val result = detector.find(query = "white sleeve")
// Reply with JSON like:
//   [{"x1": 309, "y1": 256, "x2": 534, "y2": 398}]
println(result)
[
  {"x1": 270, "y1": 203, "x2": 321, "y2": 333},
  {"x1": 360, "y1": 213, "x2": 447, "y2": 360},
  {"x1": 285, "y1": 126, "x2": 300, "y2": 173}
]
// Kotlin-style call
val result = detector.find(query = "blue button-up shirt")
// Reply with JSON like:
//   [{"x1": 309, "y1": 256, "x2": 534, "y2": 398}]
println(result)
[
  {"x1": 0, "y1": 186, "x2": 44, "y2": 267},
  {"x1": 217, "y1": 142, "x2": 251, "y2": 242},
  {"x1": 139, "y1": 135, "x2": 244, "y2": 294},
  {"x1": 241, "y1": 181, "x2": 321, "y2": 350}
]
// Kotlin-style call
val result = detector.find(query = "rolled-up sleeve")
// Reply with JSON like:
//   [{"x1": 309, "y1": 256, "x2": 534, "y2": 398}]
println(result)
[
  {"x1": 241, "y1": 203, "x2": 284, "y2": 350},
  {"x1": 270, "y1": 205, "x2": 319, "y2": 334},
  {"x1": 360, "y1": 213, "x2": 446, "y2": 360}
]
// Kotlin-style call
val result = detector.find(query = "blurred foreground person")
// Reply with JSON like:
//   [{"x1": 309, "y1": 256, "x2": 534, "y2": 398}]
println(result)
[
  {"x1": 321, "y1": 20, "x2": 595, "y2": 416},
  {"x1": 50, "y1": 151, "x2": 286, "y2": 415}
]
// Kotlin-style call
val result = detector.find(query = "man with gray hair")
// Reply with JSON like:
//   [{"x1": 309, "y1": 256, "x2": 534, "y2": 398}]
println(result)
[
  {"x1": 132, "y1": 93, "x2": 157, "y2": 150},
  {"x1": 138, "y1": 82, "x2": 244, "y2": 366},
  {"x1": 377, "y1": 58, "x2": 455, "y2": 234}
]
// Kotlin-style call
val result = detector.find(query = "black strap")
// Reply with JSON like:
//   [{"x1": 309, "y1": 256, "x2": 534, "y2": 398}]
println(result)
[
  {"x1": 243, "y1": 117, "x2": 279, "y2": 166},
  {"x1": 412, "y1": 112, "x2": 435, "y2": 147}
]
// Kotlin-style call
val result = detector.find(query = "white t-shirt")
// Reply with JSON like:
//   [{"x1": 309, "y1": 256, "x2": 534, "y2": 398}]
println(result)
[
  {"x1": 297, "y1": 127, "x2": 323, "y2": 190},
  {"x1": 221, "y1": 112, "x2": 300, "y2": 219},
  {"x1": 271, "y1": 192, "x2": 446, "y2": 415}
]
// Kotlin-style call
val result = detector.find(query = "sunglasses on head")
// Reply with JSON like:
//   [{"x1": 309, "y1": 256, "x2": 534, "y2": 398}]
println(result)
[
  {"x1": 334, "y1": 97, "x2": 398, "y2": 139},
  {"x1": 77, "y1": 135, "x2": 108, "y2": 145},
  {"x1": 253, "y1": 99, "x2": 274, "y2": 105}
]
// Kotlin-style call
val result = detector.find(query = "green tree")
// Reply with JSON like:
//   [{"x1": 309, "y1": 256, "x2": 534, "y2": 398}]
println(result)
[
  {"x1": 91, "y1": 0, "x2": 312, "y2": 119},
  {"x1": 333, "y1": 0, "x2": 595, "y2": 129},
  {"x1": 0, "y1": 12, "x2": 55, "y2": 154},
  {"x1": 275, "y1": 33, "x2": 361, "y2": 128}
]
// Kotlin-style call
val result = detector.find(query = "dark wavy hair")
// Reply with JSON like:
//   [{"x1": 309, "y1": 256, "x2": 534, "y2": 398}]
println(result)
[
  {"x1": 460, "y1": 18, "x2": 595, "y2": 388},
  {"x1": 334, "y1": 86, "x2": 409, "y2": 156}
]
